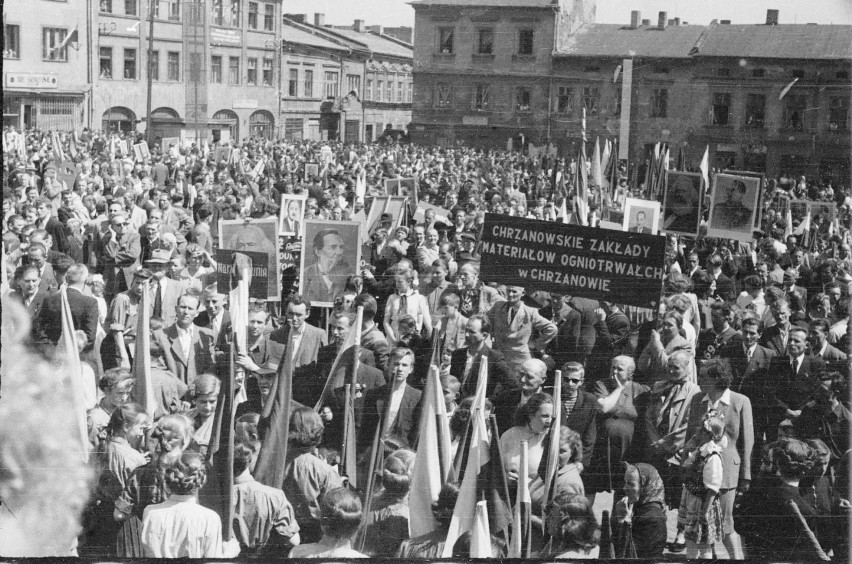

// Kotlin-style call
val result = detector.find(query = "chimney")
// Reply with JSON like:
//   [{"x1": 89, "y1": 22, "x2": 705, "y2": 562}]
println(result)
[
  {"x1": 642, "y1": 19, "x2": 650, "y2": 26},
  {"x1": 766, "y1": 9, "x2": 779, "y2": 25},
  {"x1": 368, "y1": 24, "x2": 383, "y2": 35},
  {"x1": 658, "y1": 11, "x2": 668, "y2": 30},
  {"x1": 354, "y1": 19, "x2": 365, "y2": 33},
  {"x1": 673, "y1": 17, "x2": 681, "y2": 26},
  {"x1": 630, "y1": 10, "x2": 641, "y2": 29},
  {"x1": 720, "y1": 19, "x2": 731, "y2": 25},
  {"x1": 314, "y1": 13, "x2": 325, "y2": 27}
]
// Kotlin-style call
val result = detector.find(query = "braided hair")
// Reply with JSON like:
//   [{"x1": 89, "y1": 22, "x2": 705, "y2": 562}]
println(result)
[
  {"x1": 104, "y1": 402, "x2": 145, "y2": 441},
  {"x1": 163, "y1": 451, "x2": 208, "y2": 495}
]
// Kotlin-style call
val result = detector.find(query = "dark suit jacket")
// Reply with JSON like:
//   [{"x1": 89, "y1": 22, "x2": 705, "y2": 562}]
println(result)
[
  {"x1": 33, "y1": 287, "x2": 100, "y2": 352},
  {"x1": 269, "y1": 323, "x2": 328, "y2": 406},
  {"x1": 154, "y1": 324, "x2": 216, "y2": 388},
  {"x1": 37, "y1": 263, "x2": 59, "y2": 294},
  {"x1": 768, "y1": 354, "x2": 826, "y2": 434},
  {"x1": 560, "y1": 390, "x2": 598, "y2": 469},
  {"x1": 359, "y1": 383, "x2": 422, "y2": 450},
  {"x1": 696, "y1": 326, "x2": 738, "y2": 359},
  {"x1": 714, "y1": 272, "x2": 736, "y2": 302},
  {"x1": 568, "y1": 297, "x2": 599, "y2": 363},
  {"x1": 721, "y1": 339, "x2": 776, "y2": 398},
  {"x1": 492, "y1": 388, "x2": 525, "y2": 436},
  {"x1": 360, "y1": 324, "x2": 390, "y2": 372},
  {"x1": 323, "y1": 360, "x2": 386, "y2": 448},
  {"x1": 41, "y1": 216, "x2": 69, "y2": 255},
  {"x1": 193, "y1": 309, "x2": 232, "y2": 349},
  {"x1": 8, "y1": 289, "x2": 48, "y2": 319},
  {"x1": 449, "y1": 346, "x2": 519, "y2": 400},
  {"x1": 815, "y1": 343, "x2": 848, "y2": 372},
  {"x1": 548, "y1": 307, "x2": 582, "y2": 367}
]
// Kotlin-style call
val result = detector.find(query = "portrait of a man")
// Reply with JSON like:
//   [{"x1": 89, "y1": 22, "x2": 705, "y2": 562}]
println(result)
[
  {"x1": 300, "y1": 220, "x2": 361, "y2": 307},
  {"x1": 219, "y1": 217, "x2": 280, "y2": 300},
  {"x1": 630, "y1": 211, "x2": 651, "y2": 233},
  {"x1": 622, "y1": 198, "x2": 660, "y2": 235},
  {"x1": 662, "y1": 171, "x2": 702, "y2": 235},
  {"x1": 279, "y1": 194, "x2": 306, "y2": 237},
  {"x1": 708, "y1": 174, "x2": 760, "y2": 242}
]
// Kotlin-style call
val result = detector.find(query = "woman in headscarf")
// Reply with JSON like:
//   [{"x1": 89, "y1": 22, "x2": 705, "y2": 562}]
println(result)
[{"x1": 611, "y1": 462, "x2": 667, "y2": 558}]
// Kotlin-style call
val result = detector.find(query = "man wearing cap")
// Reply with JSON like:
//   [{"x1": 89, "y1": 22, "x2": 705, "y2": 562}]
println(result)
[
  {"x1": 145, "y1": 248, "x2": 183, "y2": 326},
  {"x1": 95, "y1": 213, "x2": 141, "y2": 303},
  {"x1": 103, "y1": 268, "x2": 154, "y2": 370}
]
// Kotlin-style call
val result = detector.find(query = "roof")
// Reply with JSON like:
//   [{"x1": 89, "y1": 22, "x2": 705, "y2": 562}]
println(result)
[
  {"x1": 411, "y1": 0, "x2": 558, "y2": 7},
  {"x1": 694, "y1": 24, "x2": 852, "y2": 60},
  {"x1": 555, "y1": 23, "x2": 706, "y2": 59},
  {"x1": 326, "y1": 28, "x2": 413, "y2": 59},
  {"x1": 283, "y1": 23, "x2": 351, "y2": 51}
]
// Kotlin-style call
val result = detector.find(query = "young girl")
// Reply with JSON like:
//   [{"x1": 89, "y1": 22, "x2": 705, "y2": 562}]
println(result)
[
  {"x1": 88, "y1": 368, "x2": 135, "y2": 447},
  {"x1": 186, "y1": 373, "x2": 220, "y2": 456},
  {"x1": 679, "y1": 415, "x2": 726, "y2": 559},
  {"x1": 113, "y1": 414, "x2": 193, "y2": 557},
  {"x1": 141, "y1": 451, "x2": 240, "y2": 557},
  {"x1": 82, "y1": 403, "x2": 151, "y2": 557}
]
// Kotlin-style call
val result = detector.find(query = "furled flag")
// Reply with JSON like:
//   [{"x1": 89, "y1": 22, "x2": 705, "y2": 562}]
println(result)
[
  {"x1": 508, "y1": 440, "x2": 532, "y2": 558},
  {"x1": 540, "y1": 370, "x2": 563, "y2": 525},
  {"x1": 409, "y1": 365, "x2": 453, "y2": 537},
  {"x1": 254, "y1": 330, "x2": 296, "y2": 489},
  {"x1": 575, "y1": 150, "x2": 590, "y2": 226},
  {"x1": 50, "y1": 27, "x2": 78, "y2": 54},
  {"x1": 132, "y1": 280, "x2": 156, "y2": 420},
  {"x1": 779, "y1": 77, "x2": 799, "y2": 101},
  {"x1": 590, "y1": 138, "x2": 603, "y2": 189},
  {"x1": 59, "y1": 287, "x2": 89, "y2": 462},
  {"x1": 699, "y1": 145, "x2": 710, "y2": 192},
  {"x1": 470, "y1": 500, "x2": 492, "y2": 558},
  {"x1": 784, "y1": 206, "x2": 794, "y2": 241}
]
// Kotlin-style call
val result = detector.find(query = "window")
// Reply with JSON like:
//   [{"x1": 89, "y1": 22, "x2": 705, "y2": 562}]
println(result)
[
  {"x1": 262, "y1": 58, "x2": 272, "y2": 85},
  {"x1": 124, "y1": 0, "x2": 136, "y2": 16},
  {"x1": 717, "y1": 67, "x2": 731, "y2": 77},
  {"x1": 828, "y1": 96, "x2": 848, "y2": 131},
  {"x1": 264, "y1": 4, "x2": 274, "y2": 31},
  {"x1": 150, "y1": 50, "x2": 160, "y2": 81},
  {"x1": 324, "y1": 71, "x2": 338, "y2": 98},
  {"x1": 213, "y1": 0, "x2": 224, "y2": 26},
  {"x1": 516, "y1": 87, "x2": 531, "y2": 112},
  {"x1": 376, "y1": 80, "x2": 383, "y2": 100},
  {"x1": 248, "y1": 2, "x2": 258, "y2": 29},
  {"x1": 517, "y1": 29, "x2": 533, "y2": 55},
  {"x1": 228, "y1": 56, "x2": 240, "y2": 84},
  {"x1": 288, "y1": 68, "x2": 298, "y2": 96},
  {"x1": 100, "y1": 0, "x2": 112, "y2": 13},
  {"x1": 396, "y1": 81, "x2": 403, "y2": 102},
  {"x1": 366, "y1": 79, "x2": 373, "y2": 101},
  {"x1": 650, "y1": 88, "x2": 668, "y2": 117},
  {"x1": 211, "y1": 55, "x2": 223, "y2": 83},
  {"x1": 837, "y1": 70, "x2": 849, "y2": 80},
  {"x1": 99, "y1": 46, "x2": 113, "y2": 78},
  {"x1": 247, "y1": 57, "x2": 257, "y2": 85},
  {"x1": 42, "y1": 27, "x2": 68, "y2": 61},
  {"x1": 583, "y1": 86, "x2": 599, "y2": 116},
  {"x1": 167, "y1": 51, "x2": 180, "y2": 80},
  {"x1": 384, "y1": 79, "x2": 392, "y2": 101},
  {"x1": 473, "y1": 83, "x2": 490, "y2": 110},
  {"x1": 4, "y1": 24, "x2": 20, "y2": 59},
  {"x1": 438, "y1": 27, "x2": 454, "y2": 54},
  {"x1": 556, "y1": 86, "x2": 573, "y2": 114},
  {"x1": 406, "y1": 81, "x2": 412, "y2": 103},
  {"x1": 614, "y1": 86, "x2": 622, "y2": 115},
  {"x1": 285, "y1": 118, "x2": 304, "y2": 141},
  {"x1": 711, "y1": 92, "x2": 731, "y2": 125},
  {"x1": 230, "y1": 0, "x2": 240, "y2": 26},
  {"x1": 784, "y1": 94, "x2": 806, "y2": 130},
  {"x1": 123, "y1": 48, "x2": 137, "y2": 79},
  {"x1": 584, "y1": 65, "x2": 600, "y2": 73},
  {"x1": 168, "y1": 0, "x2": 180, "y2": 21},
  {"x1": 745, "y1": 93, "x2": 765, "y2": 127},
  {"x1": 347, "y1": 74, "x2": 360, "y2": 96},
  {"x1": 477, "y1": 29, "x2": 493, "y2": 55},
  {"x1": 304, "y1": 69, "x2": 313, "y2": 97},
  {"x1": 752, "y1": 68, "x2": 765, "y2": 78},
  {"x1": 653, "y1": 65, "x2": 670, "y2": 74}
]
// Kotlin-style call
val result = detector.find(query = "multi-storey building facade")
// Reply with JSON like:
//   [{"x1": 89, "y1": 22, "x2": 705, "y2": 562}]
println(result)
[
  {"x1": 281, "y1": 15, "x2": 413, "y2": 143},
  {"x1": 411, "y1": 0, "x2": 851, "y2": 182},
  {"x1": 3, "y1": 0, "x2": 92, "y2": 130}
]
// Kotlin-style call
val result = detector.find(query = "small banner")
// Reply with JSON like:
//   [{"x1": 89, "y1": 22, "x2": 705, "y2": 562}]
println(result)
[{"x1": 215, "y1": 249, "x2": 269, "y2": 301}]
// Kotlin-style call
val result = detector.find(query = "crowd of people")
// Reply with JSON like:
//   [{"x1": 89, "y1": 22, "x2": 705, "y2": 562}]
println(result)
[{"x1": 1, "y1": 125, "x2": 850, "y2": 559}]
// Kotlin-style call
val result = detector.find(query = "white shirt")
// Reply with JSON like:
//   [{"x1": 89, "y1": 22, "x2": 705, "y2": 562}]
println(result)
[
  {"x1": 384, "y1": 382, "x2": 407, "y2": 436},
  {"x1": 210, "y1": 310, "x2": 224, "y2": 340},
  {"x1": 176, "y1": 324, "x2": 193, "y2": 360},
  {"x1": 791, "y1": 354, "x2": 805, "y2": 374},
  {"x1": 141, "y1": 494, "x2": 223, "y2": 557},
  {"x1": 744, "y1": 343, "x2": 757, "y2": 361},
  {"x1": 703, "y1": 388, "x2": 731, "y2": 412},
  {"x1": 290, "y1": 326, "x2": 305, "y2": 361}
]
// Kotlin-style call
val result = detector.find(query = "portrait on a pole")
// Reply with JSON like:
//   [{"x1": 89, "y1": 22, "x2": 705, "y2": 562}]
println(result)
[
  {"x1": 622, "y1": 198, "x2": 661, "y2": 235},
  {"x1": 299, "y1": 220, "x2": 361, "y2": 307},
  {"x1": 661, "y1": 171, "x2": 703, "y2": 236},
  {"x1": 707, "y1": 174, "x2": 761, "y2": 242},
  {"x1": 279, "y1": 193, "x2": 307, "y2": 237},
  {"x1": 218, "y1": 217, "x2": 281, "y2": 301}
]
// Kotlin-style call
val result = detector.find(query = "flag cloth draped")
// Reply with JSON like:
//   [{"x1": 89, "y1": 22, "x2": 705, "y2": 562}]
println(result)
[
  {"x1": 700, "y1": 145, "x2": 710, "y2": 191},
  {"x1": 575, "y1": 150, "x2": 589, "y2": 226},
  {"x1": 59, "y1": 287, "x2": 89, "y2": 461},
  {"x1": 409, "y1": 365, "x2": 453, "y2": 537},
  {"x1": 509, "y1": 440, "x2": 532, "y2": 558},
  {"x1": 470, "y1": 500, "x2": 492, "y2": 558},
  {"x1": 132, "y1": 280, "x2": 156, "y2": 420}
]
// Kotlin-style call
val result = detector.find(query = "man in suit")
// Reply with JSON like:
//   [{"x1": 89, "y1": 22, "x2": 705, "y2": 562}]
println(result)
[
  {"x1": 281, "y1": 198, "x2": 302, "y2": 235},
  {"x1": 145, "y1": 249, "x2": 183, "y2": 327},
  {"x1": 26, "y1": 243, "x2": 58, "y2": 295},
  {"x1": 696, "y1": 302, "x2": 739, "y2": 360},
  {"x1": 140, "y1": 220, "x2": 175, "y2": 263},
  {"x1": 767, "y1": 327, "x2": 826, "y2": 441},
  {"x1": 683, "y1": 359, "x2": 753, "y2": 559},
  {"x1": 194, "y1": 287, "x2": 231, "y2": 350},
  {"x1": 706, "y1": 254, "x2": 735, "y2": 302},
  {"x1": 585, "y1": 301, "x2": 632, "y2": 386},
  {"x1": 493, "y1": 358, "x2": 547, "y2": 435},
  {"x1": 558, "y1": 362, "x2": 598, "y2": 470},
  {"x1": 759, "y1": 299, "x2": 807, "y2": 356},
  {"x1": 154, "y1": 293, "x2": 216, "y2": 388},
  {"x1": 269, "y1": 295, "x2": 328, "y2": 406},
  {"x1": 629, "y1": 210, "x2": 652, "y2": 234},
  {"x1": 455, "y1": 262, "x2": 504, "y2": 318},
  {"x1": 781, "y1": 268, "x2": 808, "y2": 310},
  {"x1": 449, "y1": 313, "x2": 519, "y2": 400},
  {"x1": 547, "y1": 295, "x2": 583, "y2": 367},
  {"x1": 33, "y1": 264, "x2": 100, "y2": 357},
  {"x1": 566, "y1": 295, "x2": 600, "y2": 366},
  {"x1": 317, "y1": 311, "x2": 385, "y2": 445},
  {"x1": 359, "y1": 347, "x2": 422, "y2": 451},
  {"x1": 95, "y1": 213, "x2": 141, "y2": 303},
  {"x1": 808, "y1": 318, "x2": 847, "y2": 372},
  {"x1": 32, "y1": 196, "x2": 68, "y2": 255},
  {"x1": 643, "y1": 351, "x2": 701, "y2": 509},
  {"x1": 8, "y1": 263, "x2": 48, "y2": 320},
  {"x1": 354, "y1": 293, "x2": 390, "y2": 373},
  {"x1": 487, "y1": 284, "x2": 557, "y2": 376}
]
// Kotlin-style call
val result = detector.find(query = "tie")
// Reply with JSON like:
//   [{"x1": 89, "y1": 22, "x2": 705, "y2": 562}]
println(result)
[
  {"x1": 656, "y1": 384, "x2": 682, "y2": 438},
  {"x1": 509, "y1": 305, "x2": 518, "y2": 325},
  {"x1": 791, "y1": 359, "x2": 797, "y2": 374},
  {"x1": 153, "y1": 283, "x2": 163, "y2": 318},
  {"x1": 211, "y1": 316, "x2": 220, "y2": 339},
  {"x1": 398, "y1": 293, "x2": 408, "y2": 317},
  {"x1": 745, "y1": 347, "x2": 752, "y2": 362}
]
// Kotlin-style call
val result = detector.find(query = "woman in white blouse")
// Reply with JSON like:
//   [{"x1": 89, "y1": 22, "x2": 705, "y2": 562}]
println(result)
[{"x1": 499, "y1": 392, "x2": 553, "y2": 497}]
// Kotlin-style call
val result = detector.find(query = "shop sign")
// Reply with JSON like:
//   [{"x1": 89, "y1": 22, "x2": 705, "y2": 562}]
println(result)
[
  {"x1": 5, "y1": 72, "x2": 58, "y2": 89},
  {"x1": 210, "y1": 28, "x2": 241, "y2": 46}
]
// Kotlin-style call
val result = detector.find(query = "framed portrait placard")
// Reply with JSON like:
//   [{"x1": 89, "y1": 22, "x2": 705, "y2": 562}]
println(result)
[
  {"x1": 299, "y1": 220, "x2": 361, "y2": 308},
  {"x1": 661, "y1": 171, "x2": 703, "y2": 237},
  {"x1": 279, "y1": 193, "x2": 307, "y2": 237},
  {"x1": 622, "y1": 198, "x2": 661, "y2": 235},
  {"x1": 304, "y1": 162, "x2": 319, "y2": 179},
  {"x1": 362, "y1": 196, "x2": 407, "y2": 243},
  {"x1": 218, "y1": 217, "x2": 281, "y2": 301},
  {"x1": 707, "y1": 174, "x2": 761, "y2": 242}
]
